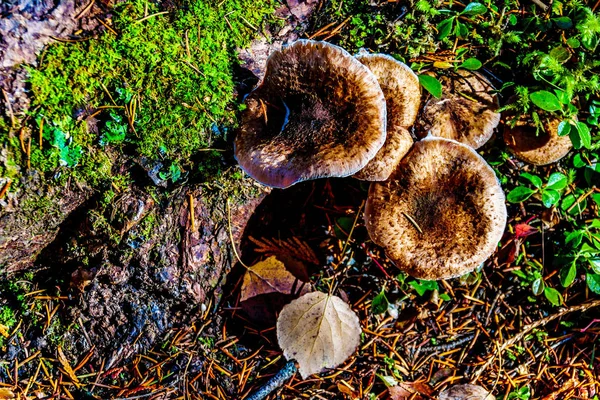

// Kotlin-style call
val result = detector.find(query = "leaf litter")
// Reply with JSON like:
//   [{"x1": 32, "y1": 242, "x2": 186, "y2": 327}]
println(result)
[{"x1": 276, "y1": 291, "x2": 361, "y2": 379}]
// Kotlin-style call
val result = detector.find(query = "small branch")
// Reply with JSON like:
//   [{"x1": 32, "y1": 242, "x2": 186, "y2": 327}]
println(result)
[{"x1": 245, "y1": 360, "x2": 297, "y2": 400}]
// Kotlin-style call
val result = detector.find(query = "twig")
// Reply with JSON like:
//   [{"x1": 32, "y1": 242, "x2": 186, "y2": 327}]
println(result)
[
  {"x1": 189, "y1": 194, "x2": 196, "y2": 232},
  {"x1": 470, "y1": 298, "x2": 600, "y2": 382},
  {"x1": 245, "y1": 360, "x2": 297, "y2": 400},
  {"x1": 135, "y1": 11, "x2": 169, "y2": 24}
]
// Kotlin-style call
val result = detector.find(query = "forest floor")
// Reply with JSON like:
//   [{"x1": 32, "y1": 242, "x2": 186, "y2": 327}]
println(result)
[{"x1": 1, "y1": 0, "x2": 600, "y2": 399}]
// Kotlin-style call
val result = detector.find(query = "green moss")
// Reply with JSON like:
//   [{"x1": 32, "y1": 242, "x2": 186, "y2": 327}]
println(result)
[{"x1": 19, "y1": 0, "x2": 277, "y2": 188}]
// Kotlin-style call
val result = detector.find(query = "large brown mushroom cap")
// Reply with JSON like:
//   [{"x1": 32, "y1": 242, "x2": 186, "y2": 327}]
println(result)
[
  {"x1": 234, "y1": 40, "x2": 387, "y2": 188},
  {"x1": 415, "y1": 70, "x2": 501, "y2": 149},
  {"x1": 365, "y1": 138, "x2": 507, "y2": 280},
  {"x1": 352, "y1": 53, "x2": 418, "y2": 181},
  {"x1": 504, "y1": 117, "x2": 572, "y2": 166}
]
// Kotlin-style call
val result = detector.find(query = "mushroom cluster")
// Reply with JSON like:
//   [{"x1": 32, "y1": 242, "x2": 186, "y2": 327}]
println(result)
[{"x1": 234, "y1": 40, "x2": 508, "y2": 280}]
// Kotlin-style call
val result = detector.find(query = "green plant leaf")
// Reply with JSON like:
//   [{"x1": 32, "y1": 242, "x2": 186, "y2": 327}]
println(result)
[
  {"x1": 553, "y1": 16, "x2": 573, "y2": 29},
  {"x1": 461, "y1": 2, "x2": 487, "y2": 16},
  {"x1": 566, "y1": 37, "x2": 580, "y2": 48},
  {"x1": 565, "y1": 230, "x2": 584, "y2": 247},
  {"x1": 532, "y1": 278, "x2": 545, "y2": 295},
  {"x1": 437, "y1": 18, "x2": 454, "y2": 40},
  {"x1": 371, "y1": 290, "x2": 389, "y2": 315},
  {"x1": 586, "y1": 273, "x2": 600, "y2": 294},
  {"x1": 409, "y1": 280, "x2": 439, "y2": 296},
  {"x1": 542, "y1": 189, "x2": 560, "y2": 208},
  {"x1": 546, "y1": 172, "x2": 567, "y2": 190},
  {"x1": 543, "y1": 287, "x2": 563, "y2": 306},
  {"x1": 575, "y1": 122, "x2": 591, "y2": 149},
  {"x1": 418, "y1": 75, "x2": 443, "y2": 99},
  {"x1": 589, "y1": 259, "x2": 600, "y2": 275},
  {"x1": 559, "y1": 263, "x2": 577, "y2": 287},
  {"x1": 549, "y1": 46, "x2": 570, "y2": 63},
  {"x1": 459, "y1": 58, "x2": 482, "y2": 70},
  {"x1": 520, "y1": 172, "x2": 542, "y2": 188},
  {"x1": 529, "y1": 91, "x2": 562, "y2": 112},
  {"x1": 507, "y1": 187, "x2": 536, "y2": 203},
  {"x1": 557, "y1": 121, "x2": 571, "y2": 136}
]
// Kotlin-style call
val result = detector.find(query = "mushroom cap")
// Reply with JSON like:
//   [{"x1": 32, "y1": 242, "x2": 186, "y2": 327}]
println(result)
[
  {"x1": 234, "y1": 40, "x2": 387, "y2": 188},
  {"x1": 352, "y1": 53, "x2": 418, "y2": 181},
  {"x1": 355, "y1": 52, "x2": 421, "y2": 129},
  {"x1": 504, "y1": 117, "x2": 572, "y2": 166},
  {"x1": 353, "y1": 126, "x2": 413, "y2": 181},
  {"x1": 415, "y1": 70, "x2": 501, "y2": 149},
  {"x1": 365, "y1": 137, "x2": 507, "y2": 280}
]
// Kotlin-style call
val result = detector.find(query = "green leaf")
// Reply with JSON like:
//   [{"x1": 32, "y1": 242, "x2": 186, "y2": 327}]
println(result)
[
  {"x1": 544, "y1": 287, "x2": 563, "y2": 306},
  {"x1": 546, "y1": 172, "x2": 567, "y2": 190},
  {"x1": 529, "y1": 91, "x2": 562, "y2": 112},
  {"x1": 437, "y1": 18, "x2": 454, "y2": 40},
  {"x1": 541, "y1": 189, "x2": 560, "y2": 208},
  {"x1": 589, "y1": 259, "x2": 600, "y2": 275},
  {"x1": 371, "y1": 290, "x2": 389, "y2": 315},
  {"x1": 559, "y1": 263, "x2": 577, "y2": 287},
  {"x1": 459, "y1": 58, "x2": 482, "y2": 70},
  {"x1": 557, "y1": 121, "x2": 571, "y2": 136},
  {"x1": 507, "y1": 187, "x2": 536, "y2": 203},
  {"x1": 586, "y1": 273, "x2": 600, "y2": 294},
  {"x1": 461, "y1": 2, "x2": 487, "y2": 16},
  {"x1": 575, "y1": 122, "x2": 591, "y2": 149},
  {"x1": 418, "y1": 75, "x2": 443, "y2": 99},
  {"x1": 565, "y1": 230, "x2": 584, "y2": 247},
  {"x1": 520, "y1": 173, "x2": 543, "y2": 188},
  {"x1": 553, "y1": 16, "x2": 573, "y2": 29},
  {"x1": 532, "y1": 278, "x2": 545, "y2": 296},
  {"x1": 554, "y1": 90, "x2": 570, "y2": 105},
  {"x1": 569, "y1": 128, "x2": 583, "y2": 149},
  {"x1": 566, "y1": 37, "x2": 580, "y2": 48},
  {"x1": 573, "y1": 154, "x2": 585, "y2": 168},
  {"x1": 409, "y1": 280, "x2": 439, "y2": 296},
  {"x1": 549, "y1": 46, "x2": 570, "y2": 63}
]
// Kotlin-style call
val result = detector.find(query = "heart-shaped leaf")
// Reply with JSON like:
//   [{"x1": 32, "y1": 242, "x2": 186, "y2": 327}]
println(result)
[{"x1": 277, "y1": 291, "x2": 361, "y2": 378}]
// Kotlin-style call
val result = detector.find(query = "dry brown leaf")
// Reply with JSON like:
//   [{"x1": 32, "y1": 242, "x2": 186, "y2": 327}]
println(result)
[
  {"x1": 241, "y1": 256, "x2": 309, "y2": 302},
  {"x1": 0, "y1": 388, "x2": 15, "y2": 399},
  {"x1": 277, "y1": 291, "x2": 361, "y2": 378},
  {"x1": 439, "y1": 384, "x2": 495, "y2": 400},
  {"x1": 57, "y1": 346, "x2": 80, "y2": 386},
  {"x1": 389, "y1": 381, "x2": 434, "y2": 399}
]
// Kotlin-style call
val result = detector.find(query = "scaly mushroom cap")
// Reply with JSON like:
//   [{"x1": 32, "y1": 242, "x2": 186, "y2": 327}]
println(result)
[
  {"x1": 234, "y1": 40, "x2": 387, "y2": 188},
  {"x1": 365, "y1": 138, "x2": 507, "y2": 280},
  {"x1": 504, "y1": 117, "x2": 572, "y2": 166},
  {"x1": 415, "y1": 71, "x2": 500, "y2": 149},
  {"x1": 353, "y1": 126, "x2": 413, "y2": 181},
  {"x1": 353, "y1": 53, "x2": 418, "y2": 181}
]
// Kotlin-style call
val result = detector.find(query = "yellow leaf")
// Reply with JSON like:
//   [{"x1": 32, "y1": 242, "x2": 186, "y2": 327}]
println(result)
[
  {"x1": 241, "y1": 256, "x2": 309, "y2": 302},
  {"x1": 433, "y1": 61, "x2": 453, "y2": 69}
]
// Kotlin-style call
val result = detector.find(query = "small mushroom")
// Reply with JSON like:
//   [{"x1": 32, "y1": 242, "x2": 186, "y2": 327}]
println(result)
[
  {"x1": 353, "y1": 53, "x2": 418, "y2": 181},
  {"x1": 234, "y1": 40, "x2": 387, "y2": 188},
  {"x1": 503, "y1": 116, "x2": 572, "y2": 166},
  {"x1": 415, "y1": 70, "x2": 501, "y2": 149},
  {"x1": 365, "y1": 137, "x2": 507, "y2": 280}
]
